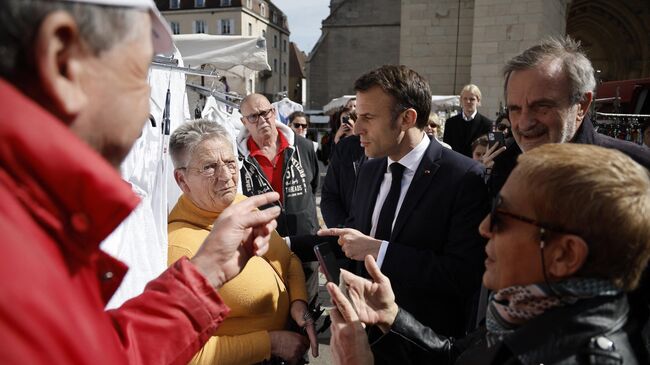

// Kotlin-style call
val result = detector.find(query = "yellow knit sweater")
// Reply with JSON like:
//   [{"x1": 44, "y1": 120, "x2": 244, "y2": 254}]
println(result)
[{"x1": 168, "y1": 194, "x2": 308, "y2": 365}]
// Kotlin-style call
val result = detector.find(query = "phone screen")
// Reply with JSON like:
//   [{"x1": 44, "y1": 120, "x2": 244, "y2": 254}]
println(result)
[
  {"x1": 488, "y1": 131, "x2": 505, "y2": 148},
  {"x1": 314, "y1": 243, "x2": 341, "y2": 285}
]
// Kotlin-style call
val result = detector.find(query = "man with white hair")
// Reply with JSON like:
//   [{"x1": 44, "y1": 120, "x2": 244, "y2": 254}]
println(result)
[{"x1": 0, "y1": 1, "x2": 280, "y2": 363}]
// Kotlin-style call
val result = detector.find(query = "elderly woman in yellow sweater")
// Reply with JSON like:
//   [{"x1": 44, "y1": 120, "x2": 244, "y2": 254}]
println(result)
[{"x1": 168, "y1": 120, "x2": 318, "y2": 365}]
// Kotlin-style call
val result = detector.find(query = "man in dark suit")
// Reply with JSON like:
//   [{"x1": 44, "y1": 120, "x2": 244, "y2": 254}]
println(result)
[
  {"x1": 318, "y1": 65, "x2": 488, "y2": 364},
  {"x1": 443, "y1": 84, "x2": 493, "y2": 157}
]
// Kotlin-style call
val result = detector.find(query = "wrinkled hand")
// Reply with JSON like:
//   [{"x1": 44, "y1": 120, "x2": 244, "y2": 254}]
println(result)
[
  {"x1": 290, "y1": 300, "x2": 318, "y2": 358},
  {"x1": 329, "y1": 303, "x2": 374, "y2": 365},
  {"x1": 318, "y1": 228, "x2": 381, "y2": 261},
  {"x1": 191, "y1": 192, "x2": 280, "y2": 288},
  {"x1": 334, "y1": 122, "x2": 354, "y2": 144},
  {"x1": 481, "y1": 142, "x2": 506, "y2": 168},
  {"x1": 326, "y1": 255, "x2": 399, "y2": 332},
  {"x1": 269, "y1": 330, "x2": 309, "y2": 365}
]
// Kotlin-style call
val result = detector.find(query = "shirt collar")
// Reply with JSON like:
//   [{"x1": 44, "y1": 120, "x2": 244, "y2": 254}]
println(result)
[
  {"x1": 463, "y1": 109, "x2": 478, "y2": 121},
  {"x1": 387, "y1": 132, "x2": 430, "y2": 173}
]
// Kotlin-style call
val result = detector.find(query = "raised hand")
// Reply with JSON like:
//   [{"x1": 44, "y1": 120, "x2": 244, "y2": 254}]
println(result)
[
  {"x1": 317, "y1": 228, "x2": 381, "y2": 261},
  {"x1": 328, "y1": 298, "x2": 374, "y2": 365},
  {"x1": 481, "y1": 141, "x2": 506, "y2": 168},
  {"x1": 326, "y1": 255, "x2": 399, "y2": 332},
  {"x1": 191, "y1": 192, "x2": 280, "y2": 288}
]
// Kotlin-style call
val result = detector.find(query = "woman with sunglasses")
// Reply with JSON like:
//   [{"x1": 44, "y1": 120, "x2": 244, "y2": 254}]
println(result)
[{"x1": 327, "y1": 143, "x2": 650, "y2": 364}]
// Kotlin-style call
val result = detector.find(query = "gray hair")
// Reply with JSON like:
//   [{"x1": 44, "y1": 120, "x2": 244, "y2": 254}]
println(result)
[
  {"x1": 0, "y1": 0, "x2": 140, "y2": 79},
  {"x1": 169, "y1": 120, "x2": 233, "y2": 169},
  {"x1": 503, "y1": 36, "x2": 596, "y2": 104}
]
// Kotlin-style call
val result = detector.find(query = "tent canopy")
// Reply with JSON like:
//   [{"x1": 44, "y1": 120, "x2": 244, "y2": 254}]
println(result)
[
  {"x1": 323, "y1": 94, "x2": 460, "y2": 115},
  {"x1": 172, "y1": 34, "x2": 271, "y2": 78}
]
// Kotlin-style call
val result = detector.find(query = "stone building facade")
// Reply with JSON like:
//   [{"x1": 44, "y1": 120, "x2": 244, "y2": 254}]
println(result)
[{"x1": 308, "y1": 0, "x2": 650, "y2": 117}]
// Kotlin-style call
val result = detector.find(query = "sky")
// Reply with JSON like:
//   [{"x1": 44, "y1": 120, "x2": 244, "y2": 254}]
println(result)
[{"x1": 271, "y1": 0, "x2": 331, "y2": 54}]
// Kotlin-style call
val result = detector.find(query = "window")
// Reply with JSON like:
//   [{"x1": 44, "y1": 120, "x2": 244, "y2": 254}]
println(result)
[
  {"x1": 248, "y1": 22, "x2": 252, "y2": 36},
  {"x1": 170, "y1": 21, "x2": 180, "y2": 34},
  {"x1": 248, "y1": 79, "x2": 253, "y2": 93},
  {"x1": 262, "y1": 30, "x2": 266, "y2": 38},
  {"x1": 195, "y1": 0, "x2": 205, "y2": 7},
  {"x1": 246, "y1": 0, "x2": 252, "y2": 8},
  {"x1": 283, "y1": 61, "x2": 287, "y2": 75},
  {"x1": 283, "y1": 40, "x2": 287, "y2": 52},
  {"x1": 219, "y1": 19, "x2": 234, "y2": 35},
  {"x1": 170, "y1": 0, "x2": 180, "y2": 9},
  {"x1": 260, "y1": 3, "x2": 266, "y2": 17},
  {"x1": 273, "y1": 59, "x2": 277, "y2": 72},
  {"x1": 273, "y1": 35, "x2": 278, "y2": 48},
  {"x1": 220, "y1": 0, "x2": 232, "y2": 5},
  {"x1": 194, "y1": 20, "x2": 206, "y2": 33},
  {"x1": 272, "y1": 12, "x2": 277, "y2": 23}
]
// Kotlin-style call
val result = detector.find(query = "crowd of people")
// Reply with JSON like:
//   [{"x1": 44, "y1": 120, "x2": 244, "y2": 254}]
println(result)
[{"x1": 1, "y1": 1, "x2": 650, "y2": 365}]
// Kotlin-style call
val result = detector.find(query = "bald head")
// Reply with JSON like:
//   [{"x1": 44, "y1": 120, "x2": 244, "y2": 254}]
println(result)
[{"x1": 239, "y1": 93, "x2": 277, "y2": 144}]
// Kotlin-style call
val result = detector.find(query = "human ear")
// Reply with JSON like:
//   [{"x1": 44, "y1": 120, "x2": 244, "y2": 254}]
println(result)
[
  {"x1": 546, "y1": 235, "x2": 588, "y2": 279},
  {"x1": 32, "y1": 11, "x2": 90, "y2": 120},
  {"x1": 401, "y1": 108, "x2": 418, "y2": 131},
  {"x1": 174, "y1": 169, "x2": 191, "y2": 194},
  {"x1": 576, "y1": 91, "x2": 593, "y2": 121}
]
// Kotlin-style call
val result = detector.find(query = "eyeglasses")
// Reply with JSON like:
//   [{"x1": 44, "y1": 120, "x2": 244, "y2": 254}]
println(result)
[
  {"x1": 243, "y1": 108, "x2": 274, "y2": 124},
  {"x1": 292, "y1": 123, "x2": 308, "y2": 129},
  {"x1": 489, "y1": 194, "x2": 575, "y2": 235},
  {"x1": 180, "y1": 161, "x2": 238, "y2": 177},
  {"x1": 497, "y1": 123, "x2": 509, "y2": 131}
]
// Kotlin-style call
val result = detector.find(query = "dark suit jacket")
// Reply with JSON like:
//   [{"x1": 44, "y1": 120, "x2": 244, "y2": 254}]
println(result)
[
  {"x1": 349, "y1": 138, "x2": 488, "y2": 340},
  {"x1": 320, "y1": 135, "x2": 366, "y2": 228},
  {"x1": 443, "y1": 112, "x2": 493, "y2": 157}
]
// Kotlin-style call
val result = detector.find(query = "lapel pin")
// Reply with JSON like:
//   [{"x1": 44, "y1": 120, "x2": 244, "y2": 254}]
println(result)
[{"x1": 424, "y1": 170, "x2": 430, "y2": 174}]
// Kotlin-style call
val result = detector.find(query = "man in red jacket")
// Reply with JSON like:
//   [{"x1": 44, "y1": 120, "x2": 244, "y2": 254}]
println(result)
[{"x1": 0, "y1": 1, "x2": 281, "y2": 364}]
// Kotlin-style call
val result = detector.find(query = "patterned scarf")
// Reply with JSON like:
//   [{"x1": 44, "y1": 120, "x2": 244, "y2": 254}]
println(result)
[{"x1": 485, "y1": 278, "x2": 620, "y2": 347}]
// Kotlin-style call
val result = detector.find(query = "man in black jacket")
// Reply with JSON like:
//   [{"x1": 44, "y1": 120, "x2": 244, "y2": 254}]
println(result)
[
  {"x1": 443, "y1": 84, "x2": 493, "y2": 157},
  {"x1": 327, "y1": 143, "x2": 650, "y2": 364}
]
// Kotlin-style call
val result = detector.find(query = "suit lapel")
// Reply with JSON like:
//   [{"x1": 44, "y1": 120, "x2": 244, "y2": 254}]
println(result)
[{"x1": 390, "y1": 141, "x2": 441, "y2": 240}]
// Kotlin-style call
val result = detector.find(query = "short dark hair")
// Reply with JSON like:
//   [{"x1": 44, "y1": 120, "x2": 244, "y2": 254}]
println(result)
[
  {"x1": 354, "y1": 65, "x2": 432, "y2": 129},
  {"x1": 288, "y1": 111, "x2": 307, "y2": 124}
]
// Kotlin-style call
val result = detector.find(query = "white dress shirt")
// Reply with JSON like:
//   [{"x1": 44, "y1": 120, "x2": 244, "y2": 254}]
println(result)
[
  {"x1": 462, "y1": 109, "x2": 478, "y2": 121},
  {"x1": 372, "y1": 134, "x2": 430, "y2": 268}
]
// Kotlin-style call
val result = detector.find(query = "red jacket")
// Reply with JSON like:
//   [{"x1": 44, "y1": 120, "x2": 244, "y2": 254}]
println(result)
[{"x1": 0, "y1": 79, "x2": 230, "y2": 364}]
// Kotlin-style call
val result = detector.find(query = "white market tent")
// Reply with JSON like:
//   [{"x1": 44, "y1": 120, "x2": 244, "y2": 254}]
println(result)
[
  {"x1": 172, "y1": 34, "x2": 271, "y2": 83},
  {"x1": 323, "y1": 95, "x2": 355, "y2": 115},
  {"x1": 323, "y1": 94, "x2": 460, "y2": 115}
]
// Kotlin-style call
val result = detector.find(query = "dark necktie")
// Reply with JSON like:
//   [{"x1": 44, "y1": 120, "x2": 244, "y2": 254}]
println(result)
[{"x1": 374, "y1": 162, "x2": 405, "y2": 241}]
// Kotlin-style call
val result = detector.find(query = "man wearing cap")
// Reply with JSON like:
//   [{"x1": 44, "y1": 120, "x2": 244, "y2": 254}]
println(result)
[{"x1": 0, "y1": 1, "x2": 281, "y2": 364}]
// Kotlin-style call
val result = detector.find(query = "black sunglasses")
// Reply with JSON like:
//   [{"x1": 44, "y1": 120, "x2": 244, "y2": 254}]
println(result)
[{"x1": 489, "y1": 194, "x2": 575, "y2": 235}]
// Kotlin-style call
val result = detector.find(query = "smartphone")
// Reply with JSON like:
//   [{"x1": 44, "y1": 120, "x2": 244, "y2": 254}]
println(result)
[
  {"x1": 314, "y1": 242, "x2": 342, "y2": 285},
  {"x1": 341, "y1": 116, "x2": 351, "y2": 126},
  {"x1": 488, "y1": 131, "x2": 505, "y2": 148}
]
